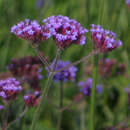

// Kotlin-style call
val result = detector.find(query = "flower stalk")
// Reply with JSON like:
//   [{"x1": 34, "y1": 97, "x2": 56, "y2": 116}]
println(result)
[
  {"x1": 30, "y1": 48, "x2": 61, "y2": 130},
  {"x1": 7, "y1": 107, "x2": 28, "y2": 129},
  {"x1": 31, "y1": 44, "x2": 51, "y2": 71},
  {"x1": 2, "y1": 101, "x2": 9, "y2": 130},
  {"x1": 90, "y1": 54, "x2": 99, "y2": 130},
  {"x1": 57, "y1": 81, "x2": 64, "y2": 130}
]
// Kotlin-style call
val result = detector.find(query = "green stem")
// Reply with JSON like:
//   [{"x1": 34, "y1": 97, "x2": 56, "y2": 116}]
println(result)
[
  {"x1": 33, "y1": 46, "x2": 51, "y2": 71},
  {"x1": 80, "y1": 104, "x2": 85, "y2": 130},
  {"x1": 7, "y1": 107, "x2": 28, "y2": 129},
  {"x1": 57, "y1": 81, "x2": 64, "y2": 130},
  {"x1": 2, "y1": 102, "x2": 9, "y2": 130},
  {"x1": 30, "y1": 48, "x2": 61, "y2": 130},
  {"x1": 90, "y1": 54, "x2": 99, "y2": 130}
]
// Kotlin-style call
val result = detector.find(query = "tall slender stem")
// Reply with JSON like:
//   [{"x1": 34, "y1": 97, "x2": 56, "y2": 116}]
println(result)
[
  {"x1": 7, "y1": 107, "x2": 28, "y2": 129},
  {"x1": 2, "y1": 102, "x2": 9, "y2": 130},
  {"x1": 30, "y1": 48, "x2": 61, "y2": 130},
  {"x1": 90, "y1": 54, "x2": 98, "y2": 130},
  {"x1": 58, "y1": 81, "x2": 64, "y2": 130},
  {"x1": 80, "y1": 103, "x2": 85, "y2": 130},
  {"x1": 33, "y1": 46, "x2": 51, "y2": 71}
]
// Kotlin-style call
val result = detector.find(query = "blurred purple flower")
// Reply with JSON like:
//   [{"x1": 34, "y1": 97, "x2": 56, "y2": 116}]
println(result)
[
  {"x1": 0, "y1": 78, "x2": 22, "y2": 100},
  {"x1": 78, "y1": 78, "x2": 103, "y2": 96},
  {"x1": 90, "y1": 24, "x2": 122, "y2": 53},
  {"x1": 24, "y1": 91, "x2": 41, "y2": 107},
  {"x1": 49, "y1": 60, "x2": 77, "y2": 82},
  {"x1": 42, "y1": 15, "x2": 88, "y2": 49},
  {"x1": 126, "y1": 0, "x2": 130, "y2": 6},
  {"x1": 0, "y1": 105, "x2": 4, "y2": 110},
  {"x1": 96, "y1": 85, "x2": 103, "y2": 94},
  {"x1": 125, "y1": 85, "x2": 130, "y2": 93},
  {"x1": 99, "y1": 58, "x2": 116, "y2": 77},
  {"x1": 8, "y1": 56, "x2": 43, "y2": 90},
  {"x1": 125, "y1": 85, "x2": 130, "y2": 108},
  {"x1": 35, "y1": 0, "x2": 45, "y2": 9}
]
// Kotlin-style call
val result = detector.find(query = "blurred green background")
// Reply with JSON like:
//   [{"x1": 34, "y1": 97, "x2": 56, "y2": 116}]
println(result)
[{"x1": 0, "y1": 0, "x2": 130, "y2": 129}]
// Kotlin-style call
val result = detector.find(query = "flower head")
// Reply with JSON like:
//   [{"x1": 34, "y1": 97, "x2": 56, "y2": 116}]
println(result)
[
  {"x1": 43, "y1": 15, "x2": 88, "y2": 49},
  {"x1": 90, "y1": 24, "x2": 122, "y2": 53},
  {"x1": 116, "y1": 63, "x2": 126, "y2": 75},
  {"x1": 78, "y1": 78, "x2": 102, "y2": 96},
  {"x1": 35, "y1": 0, "x2": 45, "y2": 9},
  {"x1": 125, "y1": 85, "x2": 130, "y2": 93},
  {"x1": 8, "y1": 56, "x2": 43, "y2": 90},
  {"x1": 125, "y1": 85, "x2": 130, "y2": 108},
  {"x1": 99, "y1": 58, "x2": 116, "y2": 77},
  {"x1": 126, "y1": 0, "x2": 130, "y2": 6},
  {"x1": 0, "y1": 105, "x2": 4, "y2": 110},
  {"x1": 11, "y1": 19, "x2": 51, "y2": 43},
  {"x1": 49, "y1": 60, "x2": 77, "y2": 82},
  {"x1": 0, "y1": 78, "x2": 22, "y2": 100},
  {"x1": 24, "y1": 91, "x2": 41, "y2": 107}
]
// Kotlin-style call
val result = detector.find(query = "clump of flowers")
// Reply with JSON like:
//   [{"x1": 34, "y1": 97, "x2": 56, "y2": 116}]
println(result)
[
  {"x1": 0, "y1": 105, "x2": 4, "y2": 110},
  {"x1": 125, "y1": 85, "x2": 130, "y2": 107},
  {"x1": 49, "y1": 60, "x2": 77, "y2": 82},
  {"x1": 90, "y1": 24, "x2": 122, "y2": 53},
  {"x1": 8, "y1": 56, "x2": 43, "y2": 90},
  {"x1": 116, "y1": 63, "x2": 126, "y2": 75},
  {"x1": 43, "y1": 15, "x2": 88, "y2": 49},
  {"x1": 11, "y1": 19, "x2": 51, "y2": 44},
  {"x1": 99, "y1": 58, "x2": 116, "y2": 77},
  {"x1": 0, "y1": 78, "x2": 22, "y2": 100},
  {"x1": 35, "y1": 0, "x2": 45, "y2": 9},
  {"x1": 126, "y1": 0, "x2": 130, "y2": 6},
  {"x1": 24, "y1": 91, "x2": 41, "y2": 107},
  {"x1": 78, "y1": 78, "x2": 102, "y2": 96},
  {"x1": 99, "y1": 58, "x2": 126, "y2": 77}
]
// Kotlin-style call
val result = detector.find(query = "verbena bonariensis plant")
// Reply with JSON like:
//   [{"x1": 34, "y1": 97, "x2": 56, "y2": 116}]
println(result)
[
  {"x1": 126, "y1": 0, "x2": 130, "y2": 6},
  {"x1": 0, "y1": 15, "x2": 122, "y2": 130},
  {"x1": 78, "y1": 78, "x2": 102, "y2": 96},
  {"x1": 49, "y1": 60, "x2": 77, "y2": 129},
  {"x1": 8, "y1": 56, "x2": 43, "y2": 90},
  {"x1": 0, "y1": 78, "x2": 23, "y2": 130},
  {"x1": 98, "y1": 58, "x2": 126, "y2": 77},
  {"x1": 84, "y1": 58, "x2": 126, "y2": 78}
]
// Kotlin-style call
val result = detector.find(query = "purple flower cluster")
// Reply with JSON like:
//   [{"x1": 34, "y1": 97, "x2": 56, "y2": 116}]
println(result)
[
  {"x1": 11, "y1": 15, "x2": 88, "y2": 49},
  {"x1": 43, "y1": 15, "x2": 88, "y2": 49},
  {"x1": 35, "y1": 0, "x2": 45, "y2": 9},
  {"x1": 49, "y1": 60, "x2": 77, "y2": 82},
  {"x1": 8, "y1": 56, "x2": 43, "y2": 90},
  {"x1": 126, "y1": 0, "x2": 130, "y2": 6},
  {"x1": 11, "y1": 19, "x2": 51, "y2": 43},
  {"x1": 125, "y1": 85, "x2": 130, "y2": 108},
  {"x1": 78, "y1": 78, "x2": 102, "y2": 96},
  {"x1": 99, "y1": 58, "x2": 116, "y2": 77},
  {"x1": 125, "y1": 85, "x2": 130, "y2": 93},
  {"x1": 90, "y1": 24, "x2": 122, "y2": 53},
  {"x1": 24, "y1": 91, "x2": 41, "y2": 107},
  {"x1": 0, "y1": 78, "x2": 22, "y2": 100},
  {"x1": 99, "y1": 58, "x2": 126, "y2": 77},
  {"x1": 0, "y1": 105, "x2": 4, "y2": 110}
]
